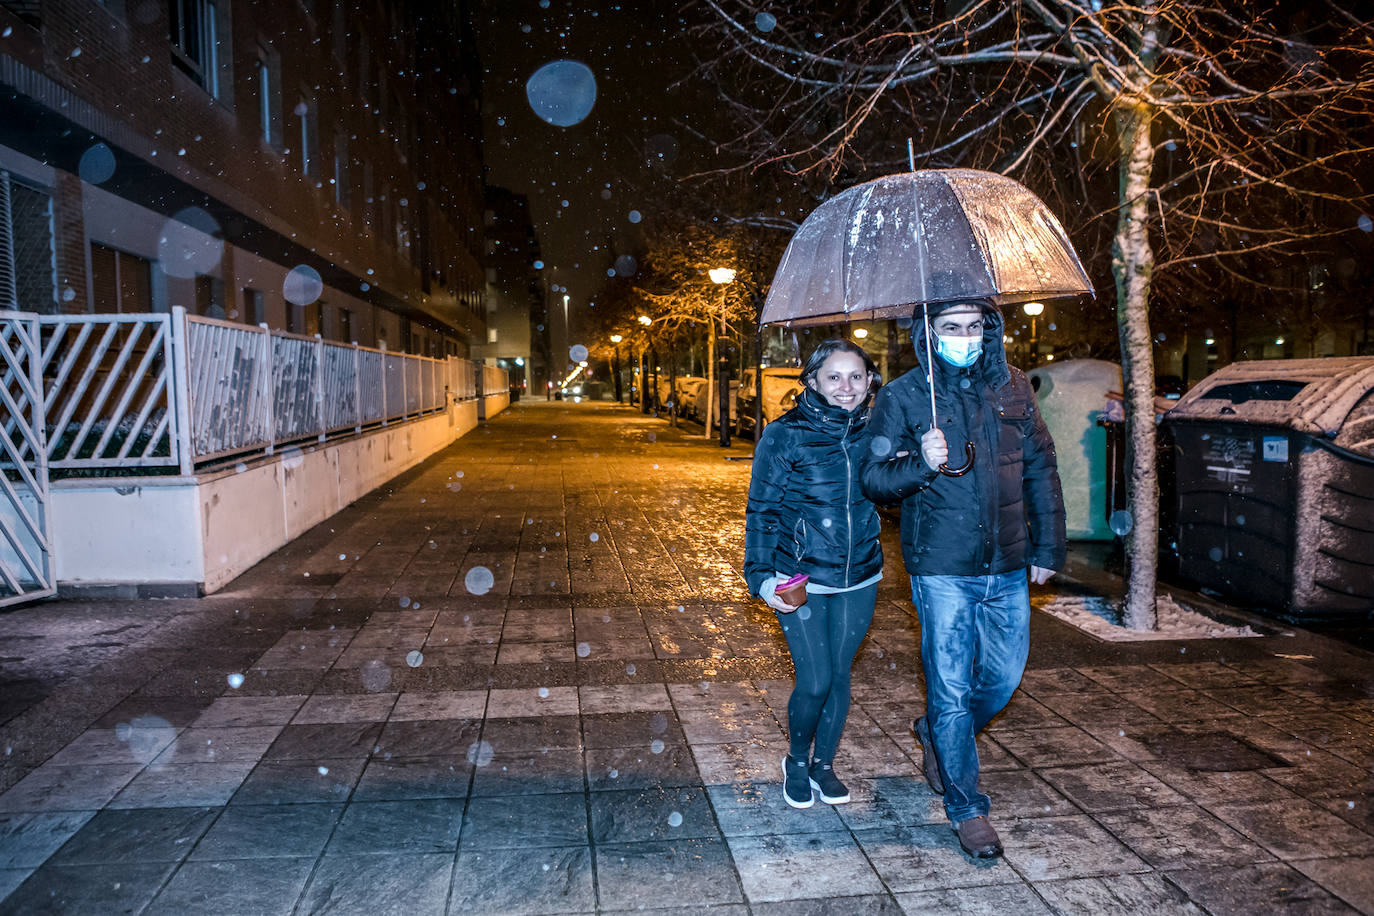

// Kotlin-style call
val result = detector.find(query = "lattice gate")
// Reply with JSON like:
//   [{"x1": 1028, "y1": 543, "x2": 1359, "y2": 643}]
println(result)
[{"x1": 0, "y1": 311, "x2": 56, "y2": 606}]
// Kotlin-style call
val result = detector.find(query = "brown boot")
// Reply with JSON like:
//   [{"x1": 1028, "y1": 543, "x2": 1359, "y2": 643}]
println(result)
[
  {"x1": 913, "y1": 716, "x2": 944, "y2": 795},
  {"x1": 954, "y1": 816, "x2": 1003, "y2": 858}
]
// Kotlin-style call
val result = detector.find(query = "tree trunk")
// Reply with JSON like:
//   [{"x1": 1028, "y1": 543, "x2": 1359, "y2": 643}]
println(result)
[
  {"x1": 641, "y1": 350, "x2": 650, "y2": 414},
  {"x1": 1113, "y1": 97, "x2": 1160, "y2": 630},
  {"x1": 650, "y1": 347, "x2": 659, "y2": 416},
  {"x1": 669, "y1": 344, "x2": 678, "y2": 427},
  {"x1": 705, "y1": 322, "x2": 717, "y2": 439}
]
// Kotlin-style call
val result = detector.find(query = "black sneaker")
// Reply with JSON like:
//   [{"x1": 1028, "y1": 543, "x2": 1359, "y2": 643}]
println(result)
[
  {"x1": 808, "y1": 761, "x2": 851, "y2": 804},
  {"x1": 781, "y1": 755, "x2": 814, "y2": 809}
]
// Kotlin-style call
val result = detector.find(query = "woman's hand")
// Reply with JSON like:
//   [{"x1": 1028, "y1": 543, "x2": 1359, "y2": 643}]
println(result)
[{"x1": 760, "y1": 576, "x2": 801, "y2": 614}]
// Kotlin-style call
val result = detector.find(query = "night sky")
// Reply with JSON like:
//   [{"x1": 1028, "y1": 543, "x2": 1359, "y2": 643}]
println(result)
[{"x1": 473, "y1": 0, "x2": 717, "y2": 353}]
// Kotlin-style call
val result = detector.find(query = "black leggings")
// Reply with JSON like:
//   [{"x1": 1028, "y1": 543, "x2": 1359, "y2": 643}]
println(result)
[{"x1": 776, "y1": 582, "x2": 877, "y2": 764}]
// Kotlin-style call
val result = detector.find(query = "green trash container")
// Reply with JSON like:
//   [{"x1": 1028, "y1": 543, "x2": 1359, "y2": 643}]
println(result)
[{"x1": 1161, "y1": 357, "x2": 1374, "y2": 620}]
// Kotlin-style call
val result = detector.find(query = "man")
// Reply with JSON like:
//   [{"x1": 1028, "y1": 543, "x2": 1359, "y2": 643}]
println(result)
[{"x1": 861, "y1": 299, "x2": 1065, "y2": 858}]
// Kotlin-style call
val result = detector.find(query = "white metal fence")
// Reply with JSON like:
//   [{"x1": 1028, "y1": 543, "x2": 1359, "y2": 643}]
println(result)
[{"x1": 1, "y1": 307, "x2": 502, "y2": 475}]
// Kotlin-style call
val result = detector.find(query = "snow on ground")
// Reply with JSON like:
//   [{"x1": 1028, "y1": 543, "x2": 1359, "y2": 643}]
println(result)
[{"x1": 1040, "y1": 593, "x2": 1262, "y2": 641}]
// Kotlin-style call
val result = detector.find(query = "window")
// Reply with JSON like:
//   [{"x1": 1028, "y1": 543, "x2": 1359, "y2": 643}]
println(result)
[
  {"x1": 295, "y1": 95, "x2": 318, "y2": 177},
  {"x1": 0, "y1": 2, "x2": 40, "y2": 27},
  {"x1": 0, "y1": 171, "x2": 57, "y2": 313},
  {"x1": 286, "y1": 301, "x2": 319, "y2": 336},
  {"x1": 241, "y1": 287, "x2": 264, "y2": 325},
  {"x1": 169, "y1": 0, "x2": 219, "y2": 96},
  {"x1": 380, "y1": 183, "x2": 394, "y2": 246},
  {"x1": 331, "y1": 2, "x2": 347, "y2": 63},
  {"x1": 338, "y1": 307, "x2": 352, "y2": 344},
  {"x1": 89, "y1": 243, "x2": 152, "y2": 314},
  {"x1": 357, "y1": 31, "x2": 371, "y2": 104},
  {"x1": 332, "y1": 134, "x2": 350, "y2": 207},
  {"x1": 361, "y1": 161, "x2": 374, "y2": 230},
  {"x1": 258, "y1": 46, "x2": 282, "y2": 147},
  {"x1": 194, "y1": 275, "x2": 225, "y2": 318},
  {"x1": 395, "y1": 205, "x2": 410, "y2": 256}
]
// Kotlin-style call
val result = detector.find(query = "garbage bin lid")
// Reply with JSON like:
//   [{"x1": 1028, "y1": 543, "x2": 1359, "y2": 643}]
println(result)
[{"x1": 1167, "y1": 356, "x2": 1374, "y2": 437}]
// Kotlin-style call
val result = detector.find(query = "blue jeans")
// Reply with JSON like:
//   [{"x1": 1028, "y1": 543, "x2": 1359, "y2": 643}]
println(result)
[{"x1": 911, "y1": 571, "x2": 1030, "y2": 823}]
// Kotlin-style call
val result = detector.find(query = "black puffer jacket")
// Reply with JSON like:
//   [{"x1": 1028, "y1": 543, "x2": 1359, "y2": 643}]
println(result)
[
  {"x1": 744, "y1": 386, "x2": 883, "y2": 596},
  {"x1": 860, "y1": 309, "x2": 1066, "y2": 576}
]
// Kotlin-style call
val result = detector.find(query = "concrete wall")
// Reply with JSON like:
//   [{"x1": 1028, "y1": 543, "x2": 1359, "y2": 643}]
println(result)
[
  {"x1": 479, "y1": 390, "x2": 511, "y2": 421},
  {"x1": 48, "y1": 396, "x2": 500, "y2": 594}
]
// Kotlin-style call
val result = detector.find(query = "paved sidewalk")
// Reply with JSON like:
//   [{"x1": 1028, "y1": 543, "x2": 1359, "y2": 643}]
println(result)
[{"x1": 0, "y1": 399, "x2": 1371, "y2": 914}]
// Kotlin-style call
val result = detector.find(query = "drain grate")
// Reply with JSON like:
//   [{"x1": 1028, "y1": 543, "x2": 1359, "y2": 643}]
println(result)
[{"x1": 1140, "y1": 730, "x2": 1290, "y2": 771}]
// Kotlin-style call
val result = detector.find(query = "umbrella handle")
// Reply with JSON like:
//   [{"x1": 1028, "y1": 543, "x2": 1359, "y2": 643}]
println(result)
[{"x1": 939, "y1": 442, "x2": 975, "y2": 477}]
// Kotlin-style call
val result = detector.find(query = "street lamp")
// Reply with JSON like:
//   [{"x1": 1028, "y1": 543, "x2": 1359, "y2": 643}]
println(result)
[
  {"x1": 636, "y1": 317, "x2": 653, "y2": 414},
  {"x1": 708, "y1": 268, "x2": 736, "y2": 446},
  {"x1": 562, "y1": 294, "x2": 571, "y2": 372},
  {"x1": 1022, "y1": 301, "x2": 1045, "y2": 364},
  {"x1": 610, "y1": 334, "x2": 624, "y2": 403}
]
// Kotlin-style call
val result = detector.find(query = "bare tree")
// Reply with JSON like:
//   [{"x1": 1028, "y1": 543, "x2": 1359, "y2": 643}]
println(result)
[
  {"x1": 587, "y1": 222, "x2": 776, "y2": 427},
  {"x1": 695, "y1": 0, "x2": 1374, "y2": 627}
]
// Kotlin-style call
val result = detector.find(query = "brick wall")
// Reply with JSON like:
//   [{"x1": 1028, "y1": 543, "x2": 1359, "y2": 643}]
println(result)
[{"x1": 1, "y1": 0, "x2": 486, "y2": 350}]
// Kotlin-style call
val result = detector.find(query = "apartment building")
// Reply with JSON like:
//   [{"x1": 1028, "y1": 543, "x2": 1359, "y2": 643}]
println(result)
[{"x1": 0, "y1": 0, "x2": 487, "y2": 355}]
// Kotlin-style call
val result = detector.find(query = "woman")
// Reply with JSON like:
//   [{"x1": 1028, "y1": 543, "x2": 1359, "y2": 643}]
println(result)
[{"x1": 744, "y1": 338, "x2": 883, "y2": 808}]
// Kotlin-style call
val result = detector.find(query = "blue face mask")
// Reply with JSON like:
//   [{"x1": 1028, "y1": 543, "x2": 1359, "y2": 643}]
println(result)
[{"x1": 935, "y1": 333, "x2": 982, "y2": 368}]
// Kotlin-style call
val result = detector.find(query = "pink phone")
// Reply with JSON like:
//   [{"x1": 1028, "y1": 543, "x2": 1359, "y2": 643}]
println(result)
[{"x1": 777, "y1": 573, "x2": 809, "y2": 608}]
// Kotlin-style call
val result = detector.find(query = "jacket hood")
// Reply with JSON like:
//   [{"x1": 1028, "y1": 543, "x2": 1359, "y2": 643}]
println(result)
[
  {"x1": 794, "y1": 385, "x2": 870, "y2": 434},
  {"x1": 912, "y1": 304, "x2": 1011, "y2": 389}
]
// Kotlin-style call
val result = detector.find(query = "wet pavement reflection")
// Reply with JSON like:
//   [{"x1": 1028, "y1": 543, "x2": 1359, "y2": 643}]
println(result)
[{"x1": 0, "y1": 400, "x2": 1371, "y2": 914}]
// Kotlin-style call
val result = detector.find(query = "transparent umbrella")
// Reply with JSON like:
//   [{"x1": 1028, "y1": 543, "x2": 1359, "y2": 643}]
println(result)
[{"x1": 760, "y1": 169, "x2": 1093, "y2": 475}]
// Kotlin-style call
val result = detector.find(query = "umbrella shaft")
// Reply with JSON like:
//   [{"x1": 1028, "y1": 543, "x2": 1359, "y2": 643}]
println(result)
[{"x1": 922, "y1": 304, "x2": 938, "y2": 424}]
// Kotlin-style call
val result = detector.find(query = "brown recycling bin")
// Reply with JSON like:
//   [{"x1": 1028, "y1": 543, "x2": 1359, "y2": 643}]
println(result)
[{"x1": 1161, "y1": 357, "x2": 1374, "y2": 620}]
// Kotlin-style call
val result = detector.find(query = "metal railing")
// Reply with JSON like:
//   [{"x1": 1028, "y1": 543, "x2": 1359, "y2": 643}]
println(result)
[
  {"x1": 1, "y1": 307, "x2": 504, "y2": 475},
  {"x1": 5, "y1": 312, "x2": 181, "y2": 471}
]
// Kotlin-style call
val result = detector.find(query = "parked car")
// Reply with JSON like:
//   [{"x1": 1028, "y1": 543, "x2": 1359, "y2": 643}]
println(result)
[
  {"x1": 655, "y1": 377, "x2": 675, "y2": 410},
  {"x1": 674, "y1": 376, "x2": 708, "y2": 419},
  {"x1": 736, "y1": 367, "x2": 804, "y2": 437},
  {"x1": 691, "y1": 377, "x2": 741, "y2": 426}
]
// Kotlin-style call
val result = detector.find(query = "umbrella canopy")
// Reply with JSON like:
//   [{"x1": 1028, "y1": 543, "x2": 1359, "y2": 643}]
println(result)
[{"x1": 761, "y1": 169, "x2": 1093, "y2": 327}]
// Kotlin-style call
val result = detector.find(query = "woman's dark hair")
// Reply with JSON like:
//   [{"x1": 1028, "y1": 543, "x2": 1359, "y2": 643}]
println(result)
[{"x1": 800, "y1": 338, "x2": 880, "y2": 389}]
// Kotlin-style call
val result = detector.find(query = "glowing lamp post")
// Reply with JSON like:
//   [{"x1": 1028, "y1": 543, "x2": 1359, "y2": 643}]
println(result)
[
  {"x1": 637, "y1": 316, "x2": 653, "y2": 414},
  {"x1": 610, "y1": 334, "x2": 624, "y2": 403},
  {"x1": 1022, "y1": 301, "x2": 1045, "y2": 365}
]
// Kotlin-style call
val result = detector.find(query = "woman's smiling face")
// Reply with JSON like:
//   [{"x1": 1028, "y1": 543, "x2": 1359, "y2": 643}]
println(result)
[{"x1": 809, "y1": 351, "x2": 870, "y2": 411}]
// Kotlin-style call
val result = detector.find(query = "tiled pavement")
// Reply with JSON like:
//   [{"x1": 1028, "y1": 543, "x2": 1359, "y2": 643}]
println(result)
[{"x1": 1, "y1": 399, "x2": 1372, "y2": 915}]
